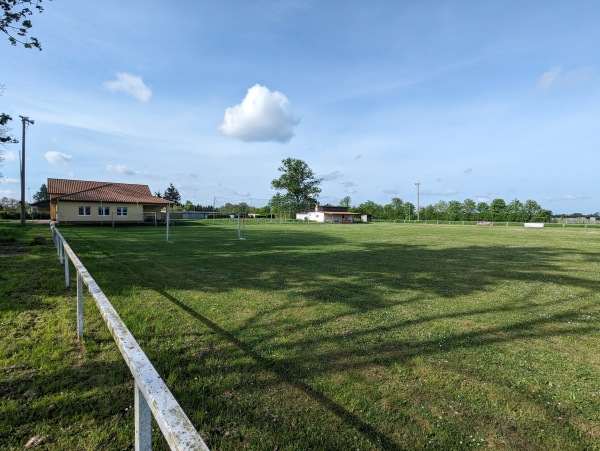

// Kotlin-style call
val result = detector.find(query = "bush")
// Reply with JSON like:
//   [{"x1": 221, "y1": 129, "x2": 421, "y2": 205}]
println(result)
[{"x1": 0, "y1": 210, "x2": 19, "y2": 220}]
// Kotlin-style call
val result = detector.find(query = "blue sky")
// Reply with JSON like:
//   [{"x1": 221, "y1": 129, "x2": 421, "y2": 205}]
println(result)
[{"x1": 1, "y1": 0, "x2": 599, "y2": 214}]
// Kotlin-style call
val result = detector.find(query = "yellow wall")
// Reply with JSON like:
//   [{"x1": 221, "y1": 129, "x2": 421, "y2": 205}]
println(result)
[{"x1": 53, "y1": 200, "x2": 159, "y2": 223}]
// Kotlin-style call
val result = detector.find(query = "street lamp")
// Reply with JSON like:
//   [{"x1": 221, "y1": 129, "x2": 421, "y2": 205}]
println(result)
[
  {"x1": 19, "y1": 116, "x2": 34, "y2": 226},
  {"x1": 415, "y1": 182, "x2": 421, "y2": 221}
]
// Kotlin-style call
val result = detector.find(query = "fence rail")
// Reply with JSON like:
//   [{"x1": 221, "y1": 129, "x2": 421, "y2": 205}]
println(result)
[{"x1": 50, "y1": 223, "x2": 209, "y2": 451}]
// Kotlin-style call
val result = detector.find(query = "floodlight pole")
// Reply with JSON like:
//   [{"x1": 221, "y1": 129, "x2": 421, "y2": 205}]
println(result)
[
  {"x1": 19, "y1": 116, "x2": 34, "y2": 226},
  {"x1": 415, "y1": 182, "x2": 421, "y2": 222}
]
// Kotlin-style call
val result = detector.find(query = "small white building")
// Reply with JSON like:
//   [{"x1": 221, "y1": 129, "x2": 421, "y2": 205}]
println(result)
[{"x1": 296, "y1": 205, "x2": 361, "y2": 223}]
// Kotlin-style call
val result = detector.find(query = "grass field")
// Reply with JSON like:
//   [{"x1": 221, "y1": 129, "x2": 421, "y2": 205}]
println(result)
[{"x1": 2, "y1": 220, "x2": 600, "y2": 450}]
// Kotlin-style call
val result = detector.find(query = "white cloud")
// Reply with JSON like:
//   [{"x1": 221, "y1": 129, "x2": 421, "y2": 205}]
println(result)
[
  {"x1": 0, "y1": 177, "x2": 19, "y2": 184},
  {"x1": 219, "y1": 84, "x2": 300, "y2": 143},
  {"x1": 537, "y1": 66, "x2": 595, "y2": 90},
  {"x1": 538, "y1": 67, "x2": 561, "y2": 90},
  {"x1": 106, "y1": 164, "x2": 135, "y2": 175},
  {"x1": 423, "y1": 189, "x2": 459, "y2": 196},
  {"x1": 321, "y1": 170, "x2": 342, "y2": 181},
  {"x1": 103, "y1": 73, "x2": 152, "y2": 103},
  {"x1": 562, "y1": 194, "x2": 590, "y2": 201},
  {"x1": 0, "y1": 189, "x2": 14, "y2": 196},
  {"x1": 3, "y1": 151, "x2": 17, "y2": 162},
  {"x1": 45, "y1": 151, "x2": 72, "y2": 164}
]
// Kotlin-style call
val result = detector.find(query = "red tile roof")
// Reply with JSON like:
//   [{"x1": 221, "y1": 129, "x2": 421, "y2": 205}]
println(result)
[{"x1": 47, "y1": 178, "x2": 172, "y2": 204}]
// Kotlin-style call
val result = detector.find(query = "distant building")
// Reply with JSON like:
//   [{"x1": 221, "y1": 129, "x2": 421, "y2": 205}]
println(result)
[
  {"x1": 48, "y1": 178, "x2": 172, "y2": 224},
  {"x1": 296, "y1": 205, "x2": 362, "y2": 223}
]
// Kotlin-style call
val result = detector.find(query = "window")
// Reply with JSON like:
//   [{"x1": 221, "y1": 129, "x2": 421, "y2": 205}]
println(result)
[
  {"x1": 78, "y1": 206, "x2": 91, "y2": 216},
  {"x1": 116, "y1": 207, "x2": 128, "y2": 216},
  {"x1": 98, "y1": 206, "x2": 110, "y2": 216}
]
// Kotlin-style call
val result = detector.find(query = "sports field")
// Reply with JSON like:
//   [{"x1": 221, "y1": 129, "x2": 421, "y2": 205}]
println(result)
[{"x1": 2, "y1": 221, "x2": 599, "y2": 449}]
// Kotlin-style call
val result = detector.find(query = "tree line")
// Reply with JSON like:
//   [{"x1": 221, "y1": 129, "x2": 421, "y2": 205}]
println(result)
[
  {"x1": 160, "y1": 159, "x2": 559, "y2": 222},
  {"x1": 266, "y1": 158, "x2": 555, "y2": 222},
  {"x1": 353, "y1": 197, "x2": 552, "y2": 222},
  {"x1": 7, "y1": 161, "x2": 574, "y2": 224}
]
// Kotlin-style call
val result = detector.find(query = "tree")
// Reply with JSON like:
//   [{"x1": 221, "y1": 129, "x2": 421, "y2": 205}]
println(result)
[
  {"x1": 32, "y1": 183, "x2": 47, "y2": 202},
  {"x1": 422, "y1": 204, "x2": 436, "y2": 221},
  {"x1": 1, "y1": 88, "x2": 15, "y2": 176},
  {"x1": 490, "y1": 198, "x2": 507, "y2": 221},
  {"x1": 1, "y1": 196, "x2": 18, "y2": 210},
  {"x1": 356, "y1": 200, "x2": 383, "y2": 218},
  {"x1": 523, "y1": 199, "x2": 541, "y2": 220},
  {"x1": 268, "y1": 192, "x2": 296, "y2": 220},
  {"x1": 162, "y1": 182, "x2": 181, "y2": 205},
  {"x1": 2, "y1": 1, "x2": 51, "y2": 173},
  {"x1": 433, "y1": 200, "x2": 448, "y2": 220},
  {"x1": 476, "y1": 201, "x2": 490, "y2": 220},
  {"x1": 271, "y1": 157, "x2": 322, "y2": 210},
  {"x1": 339, "y1": 196, "x2": 351, "y2": 208},
  {"x1": 403, "y1": 202, "x2": 415, "y2": 220},
  {"x1": 532, "y1": 209, "x2": 552, "y2": 223},
  {"x1": 1, "y1": 109, "x2": 13, "y2": 144},
  {"x1": 1, "y1": 0, "x2": 51, "y2": 50},
  {"x1": 446, "y1": 200, "x2": 462, "y2": 221},
  {"x1": 462, "y1": 198, "x2": 476, "y2": 220},
  {"x1": 506, "y1": 199, "x2": 526, "y2": 222},
  {"x1": 386, "y1": 197, "x2": 404, "y2": 220}
]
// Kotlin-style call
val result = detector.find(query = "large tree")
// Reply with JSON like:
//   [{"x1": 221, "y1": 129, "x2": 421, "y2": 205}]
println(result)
[
  {"x1": 1, "y1": 88, "x2": 14, "y2": 176},
  {"x1": 270, "y1": 157, "x2": 322, "y2": 210},
  {"x1": 1, "y1": 0, "x2": 50, "y2": 49},
  {"x1": 0, "y1": 109, "x2": 13, "y2": 144},
  {"x1": 1, "y1": 1, "x2": 51, "y2": 172}
]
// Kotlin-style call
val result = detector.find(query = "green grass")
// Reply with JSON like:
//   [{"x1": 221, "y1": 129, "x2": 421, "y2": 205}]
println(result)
[{"x1": 2, "y1": 220, "x2": 600, "y2": 449}]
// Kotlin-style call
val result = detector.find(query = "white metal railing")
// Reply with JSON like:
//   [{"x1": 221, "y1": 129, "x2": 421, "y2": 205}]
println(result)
[{"x1": 50, "y1": 223, "x2": 210, "y2": 451}]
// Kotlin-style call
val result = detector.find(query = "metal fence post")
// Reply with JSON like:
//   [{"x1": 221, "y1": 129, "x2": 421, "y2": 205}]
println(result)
[
  {"x1": 135, "y1": 382, "x2": 152, "y2": 451},
  {"x1": 64, "y1": 243, "x2": 70, "y2": 288},
  {"x1": 50, "y1": 223, "x2": 209, "y2": 451},
  {"x1": 77, "y1": 273, "x2": 84, "y2": 340}
]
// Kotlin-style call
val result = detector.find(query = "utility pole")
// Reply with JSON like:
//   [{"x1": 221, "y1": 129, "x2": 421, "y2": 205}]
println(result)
[
  {"x1": 19, "y1": 116, "x2": 34, "y2": 226},
  {"x1": 415, "y1": 182, "x2": 421, "y2": 221}
]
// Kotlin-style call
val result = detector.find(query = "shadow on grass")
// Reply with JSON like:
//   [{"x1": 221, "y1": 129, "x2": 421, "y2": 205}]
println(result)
[
  {"x1": 156, "y1": 288, "x2": 400, "y2": 450},
  {"x1": 56, "y1": 224, "x2": 600, "y2": 448}
]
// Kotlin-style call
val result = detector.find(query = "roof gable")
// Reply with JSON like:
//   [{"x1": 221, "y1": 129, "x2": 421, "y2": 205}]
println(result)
[{"x1": 47, "y1": 178, "x2": 172, "y2": 204}]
